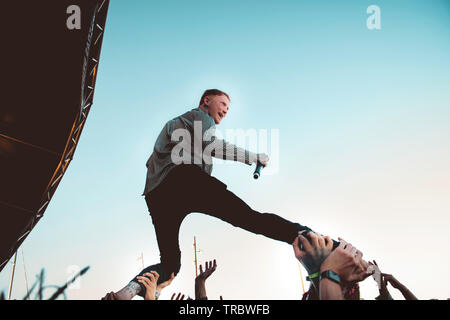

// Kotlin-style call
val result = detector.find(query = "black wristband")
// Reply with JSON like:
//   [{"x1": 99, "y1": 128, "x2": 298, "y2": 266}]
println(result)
[{"x1": 320, "y1": 270, "x2": 341, "y2": 285}]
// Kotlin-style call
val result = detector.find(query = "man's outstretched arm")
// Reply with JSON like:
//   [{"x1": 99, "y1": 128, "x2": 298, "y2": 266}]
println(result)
[{"x1": 204, "y1": 134, "x2": 269, "y2": 167}]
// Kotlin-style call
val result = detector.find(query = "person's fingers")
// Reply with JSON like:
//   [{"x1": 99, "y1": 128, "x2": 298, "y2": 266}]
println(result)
[
  {"x1": 369, "y1": 268, "x2": 375, "y2": 275},
  {"x1": 353, "y1": 251, "x2": 363, "y2": 270},
  {"x1": 337, "y1": 238, "x2": 347, "y2": 250},
  {"x1": 259, "y1": 154, "x2": 270, "y2": 167},
  {"x1": 213, "y1": 259, "x2": 217, "y2": 269},
  {"x1": 171, "y1": 293, "x2": 176, "y2": 300},
  {"x1": 298, "y1": 233, "x2": 313, "y2": 252},
  {"x1": 143, "y1": 272, "x2": 154, "y2": 277},
  {"x1": 360, "y1": 259, "x2": 368, "y2": 272},
  {"x1": 324, "y1": 235, "x2": 333, "y2": 250},
  {"x1": 180, "y1": 294, "x2": 185, "y2": 300},
  {"x1": 359, "y1": 270, "x2": 372, "y2": 281},
  {"x1": 176, "y1": 293, "x2": 182, "y2": 300},
  {"x1": 137, "y1": 279, "x2": 147, "y2": 288},
  {"x1": 317, "y1": 234, "x2": 326, "y2": 249},
  {"x1": 144, "y1": 274, "x2": 155, "y2": 285},
  {"x1": 292, "y1": 236, "x2": 303, "y2": 257},
  {"x1": 345, "y1": 242, "x2": 354, "y2": 253},
  {"x1": 199, "y1": 264, "x2": 203, "y2": 274},
  {"x1": 381, "y1": 273, "x2": 393, "y2": 281},
  {"x1": 356, "y1": 254, "x2": 365, "y2": 271},
  {"x1": 308, "y1": 232, "x2": 320, "y2": 249},
  {"x1": 143, "y1": 272, "x2": 156, "y2": 283},
  {"x1": 137, "y1": 276, "x2": 151, "y2": 288},
  {"x1": 382, "y1": 274, "x2": 389, "y2": 288},
  {"x1": 150, "y1": 271, "x2": 159, "y2": 281},
  {"x1": 220, "y1": 295, "x2": 223, "y2": 300}
]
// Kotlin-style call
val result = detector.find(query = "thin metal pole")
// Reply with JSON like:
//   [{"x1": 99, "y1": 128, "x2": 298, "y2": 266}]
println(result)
[
  {"x1": 22, "y1": 249, "x2": 30, "y2": 300},
  {"x1": 193, "y1": 237, "x2": 198, "y2": 278},
  {"x1": 299, "y1": 263, "x2": 305, "y2": 295},
  {"x1": 137, "y1": 252, "x2": 144, "y2": 270},
  {"x1": 8, "y1": 252, "x2": 18, "y2": 300}
]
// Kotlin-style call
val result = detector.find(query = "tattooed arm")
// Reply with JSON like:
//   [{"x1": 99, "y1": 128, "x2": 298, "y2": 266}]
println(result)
[{"x1": 115, "y1": 281, "x2": 142, "y2": 300}]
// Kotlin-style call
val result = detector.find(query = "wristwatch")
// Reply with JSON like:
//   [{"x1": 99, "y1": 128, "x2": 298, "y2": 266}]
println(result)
[
  {"x1": 320, "y1": 270, "x2": 341, "y2": 285},
  {"x1": 155, "y1": 290, "x2": 161, "y2": 300}
]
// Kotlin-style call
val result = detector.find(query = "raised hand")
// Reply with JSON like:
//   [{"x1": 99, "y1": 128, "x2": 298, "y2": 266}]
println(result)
[
  {"x1": 196, "y1": 260, "x2": 217, "y2": 282},
  {"x1": 195, "y1": 259, "x2": 217, "y2": 300},
  {"x1": 171, "y1": 292, "x2": 186, "y2": 300},
  {"x1": 382, "y1": 273, "x2": 401, "y2": 289},
  {"x1": 137, "y1": 271, "x2": 159, "y2": 300},
  {"x1": 368, "y1": 260, "x2": 382, "y2": 289},
  {"x1": 320, "y1": 238, "x2": 372, "y2": 284},
  {"x1": 292, "y1": 231, "x2": 334, "y2": 275}
]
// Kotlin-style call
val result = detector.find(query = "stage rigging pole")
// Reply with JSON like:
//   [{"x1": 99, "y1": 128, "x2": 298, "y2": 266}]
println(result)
[{"x1": 7, "y1": 252, "x2": 17, "y2": 300}]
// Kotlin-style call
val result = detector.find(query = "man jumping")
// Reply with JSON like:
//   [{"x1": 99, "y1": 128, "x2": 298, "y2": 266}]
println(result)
[{"x1": 114, "y1": 89, "x2": 316, "y2": 299}]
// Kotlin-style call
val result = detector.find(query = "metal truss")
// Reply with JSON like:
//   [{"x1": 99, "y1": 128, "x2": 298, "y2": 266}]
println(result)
[{"x1": 0, "y1": 0, "x2": 110, "y2": 272}]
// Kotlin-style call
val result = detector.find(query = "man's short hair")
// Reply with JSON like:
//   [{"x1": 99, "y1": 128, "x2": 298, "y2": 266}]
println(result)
[{"x1": 198, "y1": 89, "x2": 230, "y2": 106}]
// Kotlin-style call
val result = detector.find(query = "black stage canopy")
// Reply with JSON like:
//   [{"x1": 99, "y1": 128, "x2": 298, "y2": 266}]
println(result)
[{"x1": 0, "y1": 0, "x2": 110, "y2": 272}]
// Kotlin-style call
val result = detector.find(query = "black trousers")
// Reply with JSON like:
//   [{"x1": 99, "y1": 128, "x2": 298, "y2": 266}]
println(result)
[{"x1": 132, "y1": 164, "x2": 311, "y2": 291}]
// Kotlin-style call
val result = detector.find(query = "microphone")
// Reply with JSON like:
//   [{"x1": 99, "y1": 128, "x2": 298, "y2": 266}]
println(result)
[{"x1": 253, "y1": 162, "x2": 264, "y2": 179}]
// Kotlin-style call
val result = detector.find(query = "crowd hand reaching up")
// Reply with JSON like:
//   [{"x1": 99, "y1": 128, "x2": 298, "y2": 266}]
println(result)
[
  {"x1": 171, "y1": 292, "x2": 193, "y2": 300},
  {"x1": 320, "y1": 238, "x2": 373, "y2": 284},
  {"x1": 369, "y1": 260, "x2": 417, "y2": 300},
  {"x1": 369, "y1": 260, "x2": 401, "y2": 289},
  {"x1": 382, "y1": 273, "x2": 418, "y2": 300},
  {"x1": 196, "y1": 260, "x2": 217, "y2": 283},
  {"x1": 382, "y1": 273, "x2": 403, "y2": 289},
  {"x1": 292, "y1": 231, "x2": 334, "y2": 275},
  {"x1": 137, "y1": 271, "x2": 159, "y2": 301},
  {"x1": 195, "y1": 259, "x2": 217, "y2": 300},
  {"x1": 171, "y1": 292, "x2": 186, "y2": 300},
  {"x1": 368, "y1": 260, "x2": 382, "y2": 289}
]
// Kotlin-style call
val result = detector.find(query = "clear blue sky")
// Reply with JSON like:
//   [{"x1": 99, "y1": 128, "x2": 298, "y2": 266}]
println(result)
[{"x1": 1, "y1": 0, "x2": 449, "y2": 300}]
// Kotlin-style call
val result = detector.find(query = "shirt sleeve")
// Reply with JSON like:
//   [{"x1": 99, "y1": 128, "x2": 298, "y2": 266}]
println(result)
[
  {"x1": 208, "y1": 137, "x2": 257, "y2": 165},
  {"x1": 197, "y1": 112, "x2": 257, "y2": 165}
]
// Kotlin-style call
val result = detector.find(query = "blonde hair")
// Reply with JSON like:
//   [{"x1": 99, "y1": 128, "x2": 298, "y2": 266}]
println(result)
[{"x1": 198, "y1": 89, "x2": 230, "y2": 106}]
